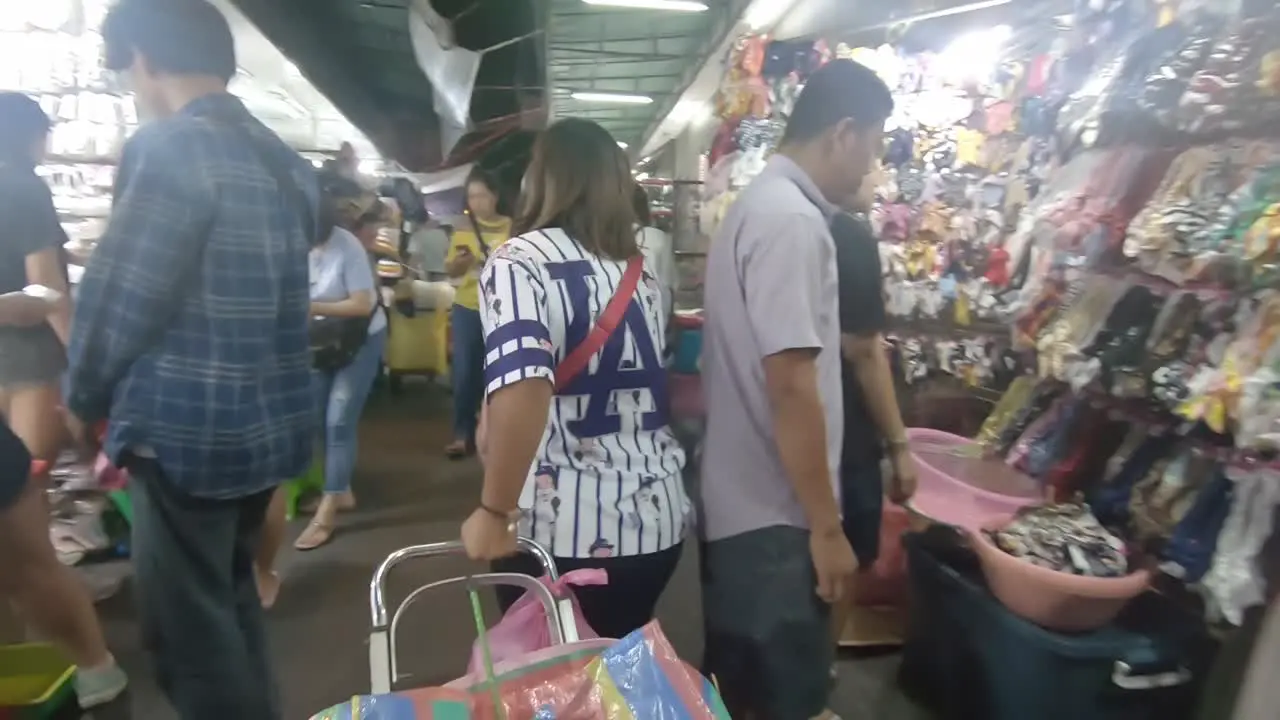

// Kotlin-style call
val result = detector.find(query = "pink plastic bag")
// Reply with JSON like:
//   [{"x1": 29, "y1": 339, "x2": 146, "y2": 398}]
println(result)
[
  {"x1": 94, "y1": 453, "x2": 128, "y2": 491},
  {"x1": 467, "y1": 568, "x2": 605, "y2": 675}
]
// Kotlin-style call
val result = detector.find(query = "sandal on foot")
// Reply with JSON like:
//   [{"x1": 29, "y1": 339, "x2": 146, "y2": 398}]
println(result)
[
  {"x1": 444, "y1": 441, "x2": 472, "y2": 460},
  {"x1": 293, "y1": 522, "x2": 335, "y2": 551}
]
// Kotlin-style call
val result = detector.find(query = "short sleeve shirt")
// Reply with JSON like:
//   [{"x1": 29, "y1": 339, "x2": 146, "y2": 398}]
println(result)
[
  {"x1": 699, "y1": 155, "x2": 844, "y2": 542},
  {"x1": 477, "y1": 228, "x2": 688, "y2": 559},
  {"x1": 832, "y1": 212, "x2": 887, "y2": 462},
  {"x1": 0, "y1": 163, "x2": 67, "y2": 294},
  {"x1": 309, "y1": 227, "x2": 386, "y2": 334}
]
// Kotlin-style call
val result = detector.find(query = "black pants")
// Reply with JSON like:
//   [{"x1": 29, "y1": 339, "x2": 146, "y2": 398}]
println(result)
[
  {"x1": 491, "y1": 542, "x2": 684, "y2": 640},
  {"x1": 128, "y1": 458, "x2": 279, "y2": 720}
]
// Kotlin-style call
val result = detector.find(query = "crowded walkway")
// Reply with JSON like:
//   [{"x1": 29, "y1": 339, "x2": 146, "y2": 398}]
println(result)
[{"x1": 93, "y1": 385, "x2": 924, "y2": 719}]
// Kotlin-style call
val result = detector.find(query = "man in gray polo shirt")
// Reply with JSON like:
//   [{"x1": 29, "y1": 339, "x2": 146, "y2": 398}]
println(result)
[{"x1": 700, "y1": 60, "x2": 893, "y2": 720}]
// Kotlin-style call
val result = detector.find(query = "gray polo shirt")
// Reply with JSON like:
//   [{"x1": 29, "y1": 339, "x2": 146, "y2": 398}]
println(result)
[{"x1": 699, "y1": 155, "x2": 844, "y2": 542}]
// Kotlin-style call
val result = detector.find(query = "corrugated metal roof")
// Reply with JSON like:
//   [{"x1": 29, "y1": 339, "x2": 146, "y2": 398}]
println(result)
[
  {"x1": 230, "y1": 0, "x2": 543, "y2": 170},
  {"x1": 231, "y1": 0, "x2": 746, "y2": 168}
]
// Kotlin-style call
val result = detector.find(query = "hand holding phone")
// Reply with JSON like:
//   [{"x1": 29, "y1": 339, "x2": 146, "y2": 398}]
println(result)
[{"x1": 454, "y1": 245, "x2": 477, "y2": 271}]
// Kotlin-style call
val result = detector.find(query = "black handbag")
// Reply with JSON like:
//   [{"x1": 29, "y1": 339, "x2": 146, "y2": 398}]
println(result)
[{"x1": 310, "y1": 300, "x2": 379, "y2": 372}]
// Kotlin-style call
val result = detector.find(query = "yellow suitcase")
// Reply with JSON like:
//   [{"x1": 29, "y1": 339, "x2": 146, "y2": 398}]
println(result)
[{"x1": 385, "y1": 305, "x2": 449, "y2": 379}]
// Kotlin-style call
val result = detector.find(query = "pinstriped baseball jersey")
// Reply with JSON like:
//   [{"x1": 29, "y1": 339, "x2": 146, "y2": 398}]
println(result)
[{"x1": 478, "y1": 227, "x2": 689, "y2": 559}]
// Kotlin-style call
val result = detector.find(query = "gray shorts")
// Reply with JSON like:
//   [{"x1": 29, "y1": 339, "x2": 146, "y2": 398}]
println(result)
[
  {"x1": 702, "y1": 525, "x2": 833, "y2": 720},
  {"x1": 0, "y1": 326, "x2": 64, "y2": 388}
]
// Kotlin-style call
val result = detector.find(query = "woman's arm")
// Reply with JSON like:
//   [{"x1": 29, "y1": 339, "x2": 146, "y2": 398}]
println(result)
[
  {"x1": 475, "y1": 251, "x2": 554, "y2": 512},
  {"x1": 0, "y1": 292, "x2": 57, "y2": 326},
  {"x1": 481, "y1": 380, "x2": 553, "y2": 513},
  {"x1": 310, "y1": 289, "x2": 375, "y2": 318},
  {"x1": 25, "y1": 247, "x2": 71, "y2": 346}
]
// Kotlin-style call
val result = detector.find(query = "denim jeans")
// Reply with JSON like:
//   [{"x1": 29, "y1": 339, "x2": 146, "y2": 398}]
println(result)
[
  {"x1": 128, "y1": 458, "x2": 279, "y2": 719},
  {"x1": 315, "y1": 329, "x2": 386, "y2": 494},
  {"x1": 450, "y1": 304, "x2": 485, "y2": 444}
]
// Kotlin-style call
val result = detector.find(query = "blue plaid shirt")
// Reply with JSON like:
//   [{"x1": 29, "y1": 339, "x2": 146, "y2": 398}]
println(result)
[{"x1": 66, "y1": 94, "x2": 316, "y2": 499}]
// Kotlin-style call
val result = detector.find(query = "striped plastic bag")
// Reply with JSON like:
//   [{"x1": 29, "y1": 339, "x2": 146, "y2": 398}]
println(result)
[
  {"x1": 311, "y1": 622, "x2": 726, "y2": 719},
  {"x1": 461, "y1": 621, "x2": 727, "y2": 719}
]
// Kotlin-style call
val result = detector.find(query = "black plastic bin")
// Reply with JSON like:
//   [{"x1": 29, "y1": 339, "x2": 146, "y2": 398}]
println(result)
[{"x1": 899, "y1": 528, "x2": 1210, "y2": 720}]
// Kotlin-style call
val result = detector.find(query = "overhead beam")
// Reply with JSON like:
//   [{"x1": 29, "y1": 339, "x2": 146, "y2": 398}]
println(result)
[
  {"x1": 549, "y1": 46, "x2": 685, "y2": 61},
  {"x1": 548, "y1": 56, "x2": 685, "y2": 66},
  {"x1": 551, "y1": 33, "x2": 701, "y2": 44},
  {"x1": 547, "y1": 71, "x2": 685, "y2": 79}
]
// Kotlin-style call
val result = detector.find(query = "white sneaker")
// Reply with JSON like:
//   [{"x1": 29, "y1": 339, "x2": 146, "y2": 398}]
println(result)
[{"x1": 75, "y1": 659, "x2": 128, "y2": 708}]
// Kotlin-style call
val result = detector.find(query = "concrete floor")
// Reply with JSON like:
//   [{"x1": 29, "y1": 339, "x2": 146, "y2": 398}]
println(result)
[{"x1": 92, "y1": 383, "x2": 929, "y2": 719}]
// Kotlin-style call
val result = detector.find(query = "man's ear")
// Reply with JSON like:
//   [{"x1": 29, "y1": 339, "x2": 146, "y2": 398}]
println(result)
[{"x1": 832, "y1": 117, "x2": 861, "y2": 147}]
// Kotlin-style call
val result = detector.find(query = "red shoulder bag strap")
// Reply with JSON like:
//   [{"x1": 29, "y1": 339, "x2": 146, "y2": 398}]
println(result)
[{"x1": 554, "y1": 255, "x2": 644, "y2": 392}]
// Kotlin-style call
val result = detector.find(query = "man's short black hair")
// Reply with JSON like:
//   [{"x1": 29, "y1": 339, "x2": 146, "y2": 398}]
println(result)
[
  {"x1": 102, "y1": 0, "x2": 237, "y2": 83},
  {"x1": 781, "y1": 59, "x2": 894, "y2": 145}
]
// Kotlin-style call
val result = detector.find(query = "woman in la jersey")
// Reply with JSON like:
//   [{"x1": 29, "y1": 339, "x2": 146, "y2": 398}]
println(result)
[
  {"x1": 444, "y1": 167, "x2": 511, "y2": 459},
  {"x1": 460, "y1": 119, "x2": 688, "y2": 639}
]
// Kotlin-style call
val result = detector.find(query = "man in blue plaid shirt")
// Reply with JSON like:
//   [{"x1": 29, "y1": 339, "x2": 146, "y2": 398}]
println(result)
[{"x1": 64, "y1": 2, "x2": 314, "y2": 717}]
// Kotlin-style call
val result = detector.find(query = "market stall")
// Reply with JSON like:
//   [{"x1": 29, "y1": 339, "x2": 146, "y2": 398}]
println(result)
[{"x1": 671, "y1": 0, "x2": 1280, "y2": 716}]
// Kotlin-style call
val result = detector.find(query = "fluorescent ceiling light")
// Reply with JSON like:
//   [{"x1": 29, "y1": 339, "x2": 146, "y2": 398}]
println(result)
[
  {"x1": 571, "y1": 91, "x2": 653, "y2": 104},
  {"x1": 889, "y1": 0, "x2": 1012, "y2": 25},
  {"x1": 583, "y1": 0, "x2": 708, "y2": 11}
]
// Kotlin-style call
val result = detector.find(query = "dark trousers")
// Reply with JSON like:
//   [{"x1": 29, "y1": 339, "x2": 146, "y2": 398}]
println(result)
[
  {"x1": 702, "y1": 527, "x2": 833, "y2": 720},
  {"x1": 128, "y1": 459, "x2": 279, "y2": 720},
  {"x1": 450, "y1": 304, "x2": 485, "y2": 445},
  {"x1": 492, "y1": 543, "x2": 684, "y2": 640}
]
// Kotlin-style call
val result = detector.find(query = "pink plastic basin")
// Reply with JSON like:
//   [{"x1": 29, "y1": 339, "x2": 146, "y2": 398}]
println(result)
[
  {"x1": 906, "y1": 428, "x2": 1042, "y2": 532},
  {"x1": 971, "y1": 518, "x2": 1152, "y2": 633}
]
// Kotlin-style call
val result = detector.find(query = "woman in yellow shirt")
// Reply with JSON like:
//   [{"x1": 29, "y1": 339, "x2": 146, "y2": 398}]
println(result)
[{"x1": 444, "y1": 168, "x2": 511, "y2": 458}]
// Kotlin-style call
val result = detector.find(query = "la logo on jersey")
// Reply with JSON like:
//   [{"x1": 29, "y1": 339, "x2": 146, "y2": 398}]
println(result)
[{"x1": 546, "y1": 260, "x2": 669, "y2": 439}]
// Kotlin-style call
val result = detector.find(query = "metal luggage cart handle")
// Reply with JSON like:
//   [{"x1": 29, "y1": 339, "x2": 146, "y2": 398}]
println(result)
[{"x1": 368, "y1": 538, "x2": 579, "y2": 694}]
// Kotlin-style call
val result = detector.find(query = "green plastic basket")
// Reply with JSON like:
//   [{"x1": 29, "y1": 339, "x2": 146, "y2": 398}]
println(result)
[{"x1": 0, "y1": 644, "x2": 75, "y2": 719}]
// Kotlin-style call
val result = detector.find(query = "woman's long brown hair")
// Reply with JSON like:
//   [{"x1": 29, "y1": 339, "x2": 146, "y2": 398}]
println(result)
[{"x1": 513, "y1": 119, "x2": 638, "y2": 261}]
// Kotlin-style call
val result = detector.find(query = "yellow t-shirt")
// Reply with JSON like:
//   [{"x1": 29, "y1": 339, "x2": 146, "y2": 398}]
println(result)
[{"x1": 446, "y1": 215, "x2": 512, "y2": 309}]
